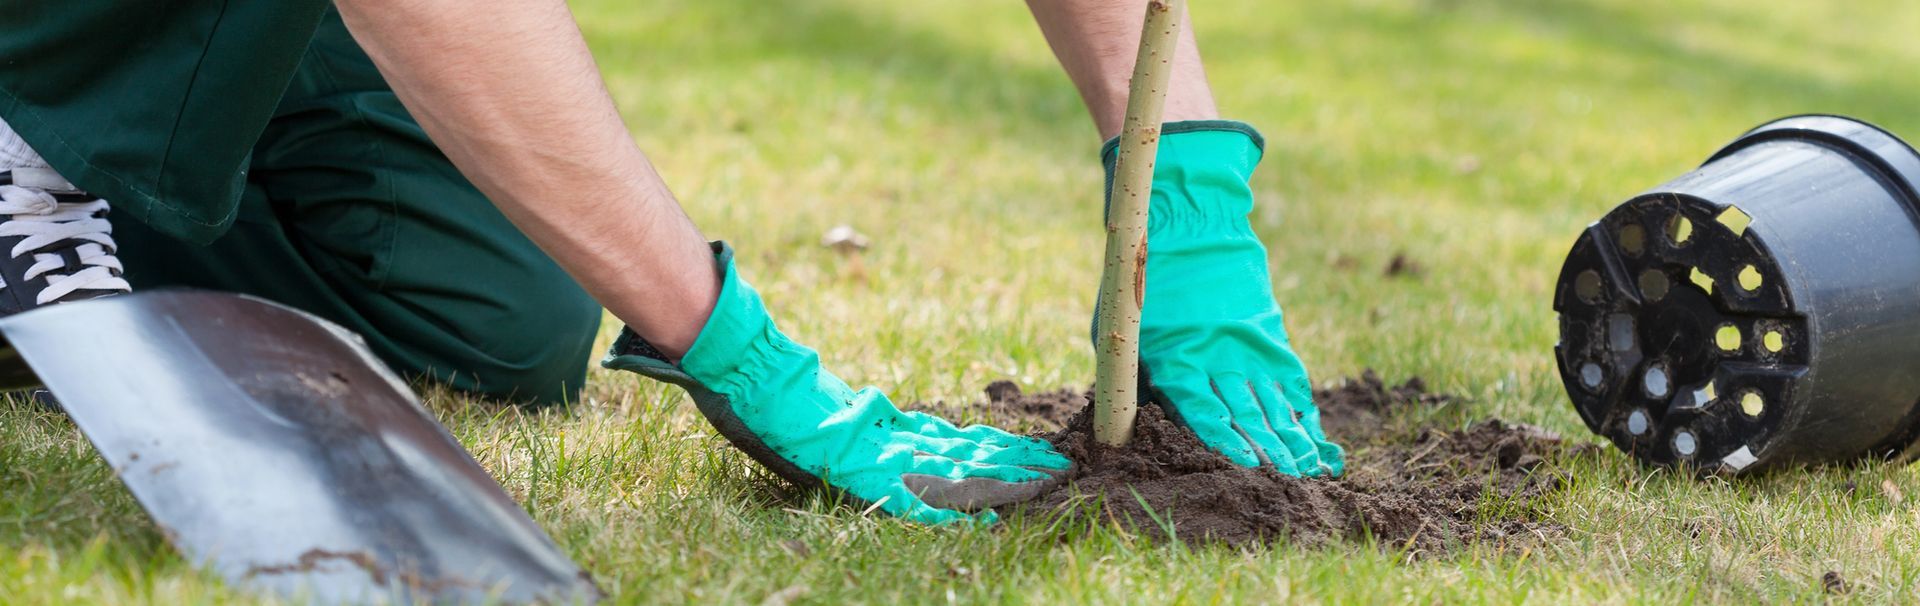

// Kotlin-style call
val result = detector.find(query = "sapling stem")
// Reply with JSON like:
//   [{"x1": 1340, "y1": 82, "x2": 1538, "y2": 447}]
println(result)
[{"x1": 1094, "y1": 0, "x2": 1185, "y2": 447}]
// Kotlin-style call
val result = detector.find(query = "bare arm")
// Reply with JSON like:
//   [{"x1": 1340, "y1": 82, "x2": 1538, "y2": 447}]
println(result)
[
  {"x1": 333, "y1": 0, "x2": 715, "y2": 357},
  {"x1": 1026, "y1": 0, "x2": 1219, "y2": 140}
]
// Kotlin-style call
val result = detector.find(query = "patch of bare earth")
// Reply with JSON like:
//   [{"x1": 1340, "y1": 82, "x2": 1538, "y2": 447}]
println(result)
[{"x1": 948, "y1": 372, "x2": 1587, "y2": 554}]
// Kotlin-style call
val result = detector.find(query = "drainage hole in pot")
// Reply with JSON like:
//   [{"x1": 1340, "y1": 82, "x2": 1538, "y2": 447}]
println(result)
[
  {"x1": 1692, "y1": 380, "x2": 1717, "y2": 407},
  {"x1": 1739, "y1": 391, "x2": 1765, "y2": 417},
  {"x1": 1639, "y1": 269, "x2": 1670, "y2": 301},
  {"x1": 1627, "y1": 409, "x2": 1650, "y2": 435},
  {"x1": 1688, "y1": 267, "x2": 1715, "y2": 294},
  {"x1": 1608, "y1": 313, "x2": 1636, "y2": 352},
  {"x1": 1580, "y1": 362, "x2": 1604, "y2": 390},
  {"x1": 1644, "y1": 364, "x2": 1670, "y2": 398},
  {"x1": 1575, "y1": 270, "x2": 1603, "y2": 303},
  {"x1": 1618, "y1": 224, "x2": 1646, "y2": 256},
  {"x1": 1715, "y1": 324, "x2": 1742, "y2": 352},
  {"x1": 1673, "y1": 429, "x2": 1698, "y2": 457},
  {"x1": 1736, "y1": 265, "x2": 1763, "y2": 292},
  {"x1": 1762, "y1": 329, "x2": 1786, "y2": 353},
  {"x1": 1716, "y1": 205, "x2": 1752, "y2": 236},
  {"x1": 1665, "y1": 215, "x2": 1694, "y2": 247}
]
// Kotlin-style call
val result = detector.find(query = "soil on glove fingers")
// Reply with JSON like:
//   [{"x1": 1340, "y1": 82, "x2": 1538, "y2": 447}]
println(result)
[{"x1": 981, "y1": 372, "x2": 1584, "y2": 554}]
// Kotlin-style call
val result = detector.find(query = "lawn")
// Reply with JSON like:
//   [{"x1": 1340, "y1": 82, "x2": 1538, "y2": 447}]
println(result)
[{"x1": 8, "y1": 0, "x2": 1920, "y2": 602}]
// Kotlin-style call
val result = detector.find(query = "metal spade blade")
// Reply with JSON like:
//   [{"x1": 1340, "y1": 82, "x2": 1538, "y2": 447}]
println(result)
[{"x1": 0, "y1": 290, "x2": 600, "y2": 603}]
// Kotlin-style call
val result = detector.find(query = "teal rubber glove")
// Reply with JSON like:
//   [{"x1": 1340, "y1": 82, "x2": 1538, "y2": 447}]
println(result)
[
  {"x1": 1101, "y1": 120, "x2": 1344, "y2": 476},
  {"x1": 603, "y1": 243, "x2": 1072, "y2": 524}
]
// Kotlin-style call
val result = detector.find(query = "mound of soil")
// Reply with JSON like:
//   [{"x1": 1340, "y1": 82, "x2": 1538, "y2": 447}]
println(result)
[
  {"x1": 978, "y1": 373, "x2": 1581, "y2": 553},
  {"x1": 981, "y1": 380, "x2": 1083, "y2": 432},
  {"x1": 1313, "y1": 369, "x2": 1458, "y2": 443}
]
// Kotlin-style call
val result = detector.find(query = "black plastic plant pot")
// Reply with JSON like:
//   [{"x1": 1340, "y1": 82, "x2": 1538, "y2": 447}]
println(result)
[{"x1": 1555, "y1": 115, "x2": 1920, "y2": 474}]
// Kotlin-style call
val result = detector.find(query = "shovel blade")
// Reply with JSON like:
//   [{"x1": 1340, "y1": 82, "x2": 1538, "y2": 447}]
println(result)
[{"x1": 1, "y1": 291, "x2": 600, "y2": 604}]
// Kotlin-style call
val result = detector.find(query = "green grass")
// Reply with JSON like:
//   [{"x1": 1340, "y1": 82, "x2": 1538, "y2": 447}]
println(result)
[{"x1": 8, "y1": 0, "x2": 1920, "y2": 602}]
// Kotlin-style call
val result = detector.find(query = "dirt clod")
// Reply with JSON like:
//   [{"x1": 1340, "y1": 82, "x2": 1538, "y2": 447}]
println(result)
[
  {"x1": 1385, "y1": 253, "x2": 1425, "y2": 278},
  {"x1": 984, "y1": 380, "x2": 1023, "y2": 403},
  {"x1": 1823, "y1": 570, "x2": 1849, "y2": 595},
  {"x1": 971, "y1": 373, "x2": 1576, "y2": 553}
]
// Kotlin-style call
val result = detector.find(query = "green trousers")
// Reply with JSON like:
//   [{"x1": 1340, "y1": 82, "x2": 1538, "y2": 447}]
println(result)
[{"x1": 0, "y1": 8, "x2": 600, "y2": 405}]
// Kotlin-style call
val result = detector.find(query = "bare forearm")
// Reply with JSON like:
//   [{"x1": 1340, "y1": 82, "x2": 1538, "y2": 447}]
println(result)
[
  {"x1": 335, "y1": 0, "x2": 715, "y2": 357},
  {"x1": 1026, "y1": 0, "x2": 1219, "y2": 140}
]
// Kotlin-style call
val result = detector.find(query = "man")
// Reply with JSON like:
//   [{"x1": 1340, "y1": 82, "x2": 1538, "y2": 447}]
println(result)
[{"x1": 0, "y1": 0, "x2": 1339, "y2": 524}]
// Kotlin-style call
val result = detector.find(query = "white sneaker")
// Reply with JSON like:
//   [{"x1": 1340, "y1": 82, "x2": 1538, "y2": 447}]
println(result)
[{"x1": 0, "y1": 167, "x2": 130, "y2": 314}]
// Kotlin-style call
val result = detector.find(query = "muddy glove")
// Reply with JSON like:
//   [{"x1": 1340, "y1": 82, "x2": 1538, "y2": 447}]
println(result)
[
  {"x1": 1101, "y1": 121, "x2": 1344, "y2": 476},
  {"x1": 604, "y1": 243, "x2": 1071, "y2": 524}
]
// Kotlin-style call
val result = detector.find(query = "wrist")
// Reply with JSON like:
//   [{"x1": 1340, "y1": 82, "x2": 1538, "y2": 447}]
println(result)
[{"x1": 590, "y1": 236, "x2": 721, "y2": 361}]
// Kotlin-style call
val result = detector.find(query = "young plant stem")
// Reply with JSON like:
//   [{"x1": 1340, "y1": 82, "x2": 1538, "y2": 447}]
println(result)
[{"x1": 1093, "y1": 0, "x2": 1184, "y2": 447}]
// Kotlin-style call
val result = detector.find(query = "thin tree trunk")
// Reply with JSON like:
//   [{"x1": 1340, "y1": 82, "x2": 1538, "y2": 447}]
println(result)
[{"x1": 1094, "y1": 0, "x2": 1185, "y2": 446}]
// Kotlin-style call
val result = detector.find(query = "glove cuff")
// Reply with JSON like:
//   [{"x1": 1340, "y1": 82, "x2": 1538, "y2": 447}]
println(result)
[
  {"x1": 675, "y1": 243, "x2": 792, "y2": 394},
  {"x1": 1101, "y1": 120, "x2": 1266, "y2": 238},
  {"x1": 1099, "y1": 119, "x2": 1265, "y2": 167},
  {"x1": 601, "y1": 243, "x2": 838, "y2": 498},
  {"x1": 602, "y1": 241, "x2": 787, "y2": 393}
]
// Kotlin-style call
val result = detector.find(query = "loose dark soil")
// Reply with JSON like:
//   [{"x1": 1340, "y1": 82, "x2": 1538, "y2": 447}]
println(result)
[
  {"x1": 961, "y1": 372, "x2": 1586, "y2": 553},
  {"x1": 917, "y1": 381, "x2": 1083, "y2": 433},
  {"x1": 981, "y1": 380, "x2": 1083, "y2": 432}
]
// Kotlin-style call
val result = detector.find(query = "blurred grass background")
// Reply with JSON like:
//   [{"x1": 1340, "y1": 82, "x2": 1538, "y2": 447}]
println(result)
[{"x1": 8, "y1": 0, "x2": 1920, "y2": 602}]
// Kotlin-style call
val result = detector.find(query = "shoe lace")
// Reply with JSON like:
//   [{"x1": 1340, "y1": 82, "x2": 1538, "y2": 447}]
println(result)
[{"x1": 0, "y1": 184, "x2": 130, "y2": 304}]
